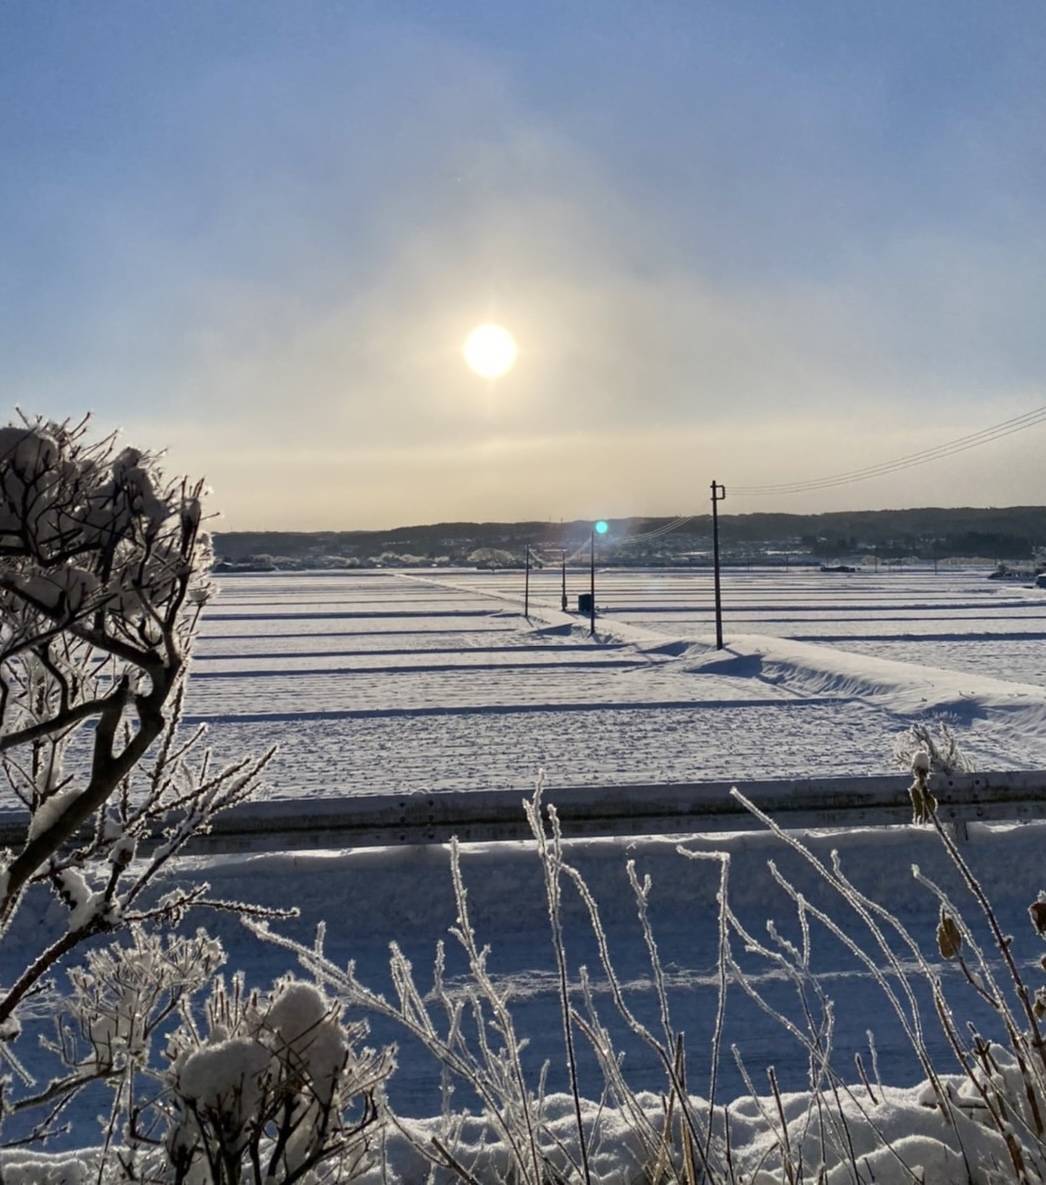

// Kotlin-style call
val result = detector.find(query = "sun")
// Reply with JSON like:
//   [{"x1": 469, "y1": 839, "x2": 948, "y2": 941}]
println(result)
[{"x1": 463, "y1": 323, "x2": 518, "y2": 380}]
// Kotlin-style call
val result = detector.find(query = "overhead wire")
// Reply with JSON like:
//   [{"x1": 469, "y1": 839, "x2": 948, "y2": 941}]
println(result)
[
  {"x1": 733, "y1": 405, "x2": 1046, "y2": 496},
  {"x1": 523, "y1": 406, "x2": 1046, "y2": 592}
]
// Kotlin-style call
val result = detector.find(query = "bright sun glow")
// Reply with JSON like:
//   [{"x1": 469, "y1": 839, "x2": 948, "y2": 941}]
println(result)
[{"x1": 463, "y1": 323, "x2": 518, "y2": 379}]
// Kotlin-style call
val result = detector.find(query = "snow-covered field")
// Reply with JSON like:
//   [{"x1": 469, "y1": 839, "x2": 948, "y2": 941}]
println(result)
[
  {"x1": 486, "y1": 562, "x2": 1046, "y2": 654},
  {"x1": 166, "y1": 817, "x2": 1046, "y2": 1107},
  {"x1": 11, "y1": 564, "x2": 1046, "y2": 1171},
  {"x1": 188, "y1": 566, "x2": 1046, "y2": 797}
]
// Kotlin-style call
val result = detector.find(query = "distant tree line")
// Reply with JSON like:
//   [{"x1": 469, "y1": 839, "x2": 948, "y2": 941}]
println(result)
[{"x1": 214, "y1": 506, "x2": 1046, "y2": 569}]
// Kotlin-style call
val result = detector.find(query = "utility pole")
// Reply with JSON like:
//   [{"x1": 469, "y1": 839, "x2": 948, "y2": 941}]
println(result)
[
  {"x1": 589, "y1": 528, "x2": 596, "y2": 636},
  {"x1": 561, "y1": 548, "x2": 567, "y2": 611},
  {"x1": 711, "y1": 480, "x2": 726, "y2": 649},
  {"x1": 524, "y1": 544, "x2": 530, "y2": 619}
]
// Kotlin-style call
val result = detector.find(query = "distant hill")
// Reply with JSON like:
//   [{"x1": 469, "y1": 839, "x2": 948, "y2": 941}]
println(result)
[{"x1": 212, "y1": 506, "x2": 1046, "y2": 569}]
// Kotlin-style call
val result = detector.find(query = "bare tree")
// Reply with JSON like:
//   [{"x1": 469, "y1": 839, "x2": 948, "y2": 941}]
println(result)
[
  {"x1": 0, "y1": 414, "x2": 394, "y2": 1181},
  {"x1": 0, "y1": 414, "x2": 281, "y2": 1136}
]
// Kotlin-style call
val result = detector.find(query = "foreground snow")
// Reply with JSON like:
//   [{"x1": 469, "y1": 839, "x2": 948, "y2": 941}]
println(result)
[
  {"x1": 0, "y1": 1075, "x2": 1024, "y2": 1183},
  {"x1": 7, "y1": 810, "x2": 1046, "y2": 1182},
  {"x1": 5, "y1": 818, "x2": 1043, "y2": 1141},
  {"x1": 365, "y1": 1073, "x2": 1039, "y2": 1184}
]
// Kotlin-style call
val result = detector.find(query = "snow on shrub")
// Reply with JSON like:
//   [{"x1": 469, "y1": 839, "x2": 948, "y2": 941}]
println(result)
[
  {"x1": 0, "y1": 414, "x2": 395, "y2": 1181},
  {"x1": 161, "y1": 974, "x2": 391, "y2": 1183}
]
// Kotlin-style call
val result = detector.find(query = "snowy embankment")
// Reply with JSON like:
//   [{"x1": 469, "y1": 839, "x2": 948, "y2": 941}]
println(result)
[
  {"x1": 415, "y1": 567, "x2": 1046, "y2": 715},
  {"x1": 7, "y1": 817, "x2": 1046, "y2": 1183},
  {"x1": 678, "y1": 632, "x2": 1046, "y2": 736},
  {"x1": 518, "y1": 585, "x2": 1046, "y2": 727},
  {"x1": 489, "y1": 572, "x2": 1046, "y2": 757}
]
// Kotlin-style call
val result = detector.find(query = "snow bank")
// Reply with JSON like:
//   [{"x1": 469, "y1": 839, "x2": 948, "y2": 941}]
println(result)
[
  {"x1": 170, "y1": 818, "x2": 1046, "y2": 938},
  {"x1": 678, "y1": 632, "x2": 1046, "y2": 738},
  {"x1": 0, "y1": 1150, "x2": 96, "y2": 1184},
  {"x1": 364, "y1": 1079, "x2": 1000, "y2": 1185},
  {"x1": 5, "y1": 1074, "x2": 1029, "y2": 1184}
]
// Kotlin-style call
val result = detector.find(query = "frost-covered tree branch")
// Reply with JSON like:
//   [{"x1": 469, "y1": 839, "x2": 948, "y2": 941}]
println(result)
[
  {"x1": 0, "y1": 416, "x2": 207, "y2": 916},
  {"x1": 0, "y1": 414, "x2": 296, "y2": 1158}
]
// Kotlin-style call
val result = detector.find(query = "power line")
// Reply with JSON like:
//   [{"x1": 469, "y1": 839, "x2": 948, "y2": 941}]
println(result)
[
  {"x1": 733, "y1": 405, "x2": 1046, "y2": 496},
  {"x1": 521, "y1": 406, "x2": 1046, "y2": 573},
  {"x1": 735, "y1": 405, "x2": 1046, "y2": 494}
]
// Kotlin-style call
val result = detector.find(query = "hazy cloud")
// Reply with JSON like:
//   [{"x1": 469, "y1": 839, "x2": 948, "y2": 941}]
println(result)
[{"x1": 4, "y1": 3, "x2": 1046, "y2": 527}]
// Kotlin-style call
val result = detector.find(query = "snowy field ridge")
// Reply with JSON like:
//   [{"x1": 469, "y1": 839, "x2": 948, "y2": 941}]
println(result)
[
  {"x1": 422, "y1": 566, "x2": 1046, "y2": 725},
  {"x1": 0, "y1": 1079, "x2": 1021, "y2": 1184}
]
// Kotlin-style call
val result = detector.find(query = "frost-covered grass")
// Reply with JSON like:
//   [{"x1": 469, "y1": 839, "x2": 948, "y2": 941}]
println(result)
[
  {"x1": 246, "y1": 781, "x2": 1046, "y2": 1184},
  {"x1": 8, "y1": 806, "x2": 1046, "y2": 1155},
  {"x1": 176, "y1": 815, "x2": 1046, "y2": 1106},
  {"x1": 13, "y1": 787, "x2": 1046, "y2": 1183}
]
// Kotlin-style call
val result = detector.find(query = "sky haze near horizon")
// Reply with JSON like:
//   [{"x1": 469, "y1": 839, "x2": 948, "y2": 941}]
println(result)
[{"x1": 3, "y1": 2, "x2": 1046, "y2": 529}]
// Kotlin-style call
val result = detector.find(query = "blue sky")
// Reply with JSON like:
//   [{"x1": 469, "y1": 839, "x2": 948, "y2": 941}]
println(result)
[{"x1": 3, "y1": 2, "x2": 1046, "y2": 528}]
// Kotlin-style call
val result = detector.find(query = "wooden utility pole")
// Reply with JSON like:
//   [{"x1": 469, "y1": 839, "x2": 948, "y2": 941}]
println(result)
[
  {"x1": 524, "y1": 544, "x2": 530, "y2": 618},
  {"x1": 561, "y1": 548, "x2": 567, "y2": 611},
  {"x1": 589, "y1": 528, "x2": 596, "y2": 636},
  {"x1": 711, "y1": 480, "x2": 726, "y2": 649}
]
